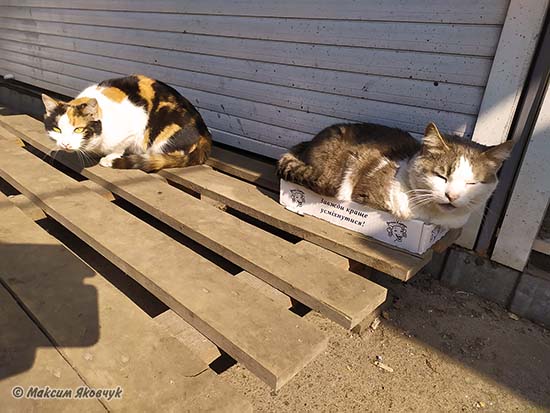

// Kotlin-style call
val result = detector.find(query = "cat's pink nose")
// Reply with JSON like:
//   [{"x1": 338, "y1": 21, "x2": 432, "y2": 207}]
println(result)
[{"x1": 445, "y1": 192, "x2": 459, "y2": 203}]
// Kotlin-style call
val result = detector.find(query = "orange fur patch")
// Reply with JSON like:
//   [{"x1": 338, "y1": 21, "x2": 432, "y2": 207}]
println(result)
[
  {"x1": 66, "y1": 97, "x2": 99, "y2": 126},
  {"x1": 142, "y1": 128, "x2": 151, "y2": 151},
  {"x1": 167, "y1": 150, "x2": 186, "y2": 156},
  {"x1": 194, "y1": 135, "x2": 212, "y2": 163},
  {"x1": 137, "y1": 75, "x2": 156, "y2": 111},
  {"x1": 101, "y1": 87, "x2": 127, "y2": 103},
  {"x1": 69, "y1": 97, "x2": 91, "y2": 106},
  {"x1": 146, "y1": 156, "x2": 166, "y2": 171},
  {"x1": 156, "y1": 101, "x2": 176, "y2": 111},
  {"x1": 155, "y1": 123, "x2": 182, "y2": 145},
  {"x1": 197, "y1": 135, "x2": 211, "y2": 150}
]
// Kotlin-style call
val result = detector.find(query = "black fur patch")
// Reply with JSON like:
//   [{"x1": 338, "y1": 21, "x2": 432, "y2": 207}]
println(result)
[
  {"x1": 43, "y1": 104, "x2": 67, "y2": 131},
  {"x1": 145, "y1": 80, "x2": 210, "y2": 148},
  {"x1": 83, "y1": 120, "x2": 102, "y2": 140},
  {"x1": 98, "y1": 75, "x2": 147, "y2": 107}
]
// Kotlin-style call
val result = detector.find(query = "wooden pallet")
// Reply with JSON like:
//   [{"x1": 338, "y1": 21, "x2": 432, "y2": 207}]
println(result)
[{"x1": 0, "y1": 114, "x2": 458, "y2": 402}]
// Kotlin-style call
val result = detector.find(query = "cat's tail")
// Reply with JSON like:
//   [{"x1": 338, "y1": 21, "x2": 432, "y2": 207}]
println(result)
[
  {"x1": 112, "y1": 136, "x2": 211, "y2": 172},
  {"x1": 277, "y1": 142, "x2": 319, "y2": 189}
]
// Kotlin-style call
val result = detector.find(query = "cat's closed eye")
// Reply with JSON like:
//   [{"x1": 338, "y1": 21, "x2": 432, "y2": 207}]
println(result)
[{"x1": 435, "y1": 173, "x2": 447, "y2": 182}]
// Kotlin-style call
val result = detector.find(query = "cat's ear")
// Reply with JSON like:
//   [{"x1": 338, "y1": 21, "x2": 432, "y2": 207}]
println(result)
[
  {"x1": 483, "y1": 140, "x2": 514, "y2": 168},
  {"x1": 74, "y1": 98, "x2": 99, "y2": 117},
  {"x1": 423, "y1": 122, "x2": 449, "y2": 151},
  {"x1": 41, "y1": 94, "x2": 62, "y2": 115},
  {"x1": 81, "y1": 98, "x2": 98, "y2": 115}
]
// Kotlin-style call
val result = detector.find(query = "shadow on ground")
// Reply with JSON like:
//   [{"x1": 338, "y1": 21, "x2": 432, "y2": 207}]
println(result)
[{"x1": 0, "y1": 243, "x2": 99, "y2": 380}]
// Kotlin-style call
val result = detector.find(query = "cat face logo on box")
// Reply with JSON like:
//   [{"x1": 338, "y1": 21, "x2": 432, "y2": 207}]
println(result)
[
  {"x1": 386, "y1": 221, "x2": 407, "y2": 242},
  {"x1": 290, "y1": 189, "x2": 306, "y2": 207}
]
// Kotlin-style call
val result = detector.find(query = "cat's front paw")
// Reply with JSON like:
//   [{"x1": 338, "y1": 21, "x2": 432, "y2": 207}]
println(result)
[
  {"x1": 99, "y1": 154, "x2": 122, "y2": 168},
  {"x1": 99, "y1": 157, "x2": 114, "y2": 167}
]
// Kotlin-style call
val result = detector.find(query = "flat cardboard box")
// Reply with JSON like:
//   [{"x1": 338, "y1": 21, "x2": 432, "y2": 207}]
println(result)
[{"x1": 280, "y1": 179, "x2": 448, "y2": 254}]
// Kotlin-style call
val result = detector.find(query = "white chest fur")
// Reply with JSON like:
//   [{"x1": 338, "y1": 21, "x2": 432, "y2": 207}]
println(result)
[
  {"x1": 78, "y1": 86, "x2": 149, "y2": 154},
  {"x1": 336, "y1": 167, "x2": 355, "y2": 202},
  {"x1": 386, "y1": 161, "x2": 412, "y2": 220}
]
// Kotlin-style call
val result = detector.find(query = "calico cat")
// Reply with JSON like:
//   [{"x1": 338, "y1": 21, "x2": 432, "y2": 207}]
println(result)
[
  {"x1": 41, "y1": 75, "x2": 211, "y2": 171},
  {"x1": 277, "y1": 122, "x2": 514, "y2": 229}
]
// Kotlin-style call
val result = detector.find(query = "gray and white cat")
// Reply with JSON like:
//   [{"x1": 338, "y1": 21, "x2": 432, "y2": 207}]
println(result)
[{"x1": 277, "y1": 122, "x2": 514, "y2": 229}]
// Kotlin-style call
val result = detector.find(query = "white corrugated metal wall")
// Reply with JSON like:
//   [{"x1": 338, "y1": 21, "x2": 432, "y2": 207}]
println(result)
[{"x1": 0, "y1": 0, "x2": 510, "y2": 158}]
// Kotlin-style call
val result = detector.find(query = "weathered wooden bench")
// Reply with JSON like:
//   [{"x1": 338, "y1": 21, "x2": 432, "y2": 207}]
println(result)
[{"x1": 0, "y1": 114, "x2": 458, "y2": 405}]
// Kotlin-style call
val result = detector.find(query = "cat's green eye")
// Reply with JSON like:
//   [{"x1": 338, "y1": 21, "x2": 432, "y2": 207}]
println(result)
[
  {"x1": 52, "y1": 126, "x2": 61, "y2": 133},
  {"x1": 73, "y1": 127, "x2": 85, "y2": 134}
]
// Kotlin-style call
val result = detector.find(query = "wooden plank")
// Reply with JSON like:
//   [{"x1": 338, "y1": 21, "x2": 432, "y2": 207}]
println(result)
[
  {"x1": 0, "y1": 40, "x2": 478, "y2": 137},
  {"x1": 0, "y1": 193, "x2": 251, "y2": 411},
  {"x1": 0, "y1": 22, "x2": 494, "y2": 86},
  {"x1": 0, "y1": 142, "x2": 328, "y2": 390},
  {"x1": 431, "y1": 229, "x2": 462, "y2": 254},
  {"x1": 532, "y1": 238, "x2": 550, "y2": 256},
  {"x1": 7, "y1": 193, "x2": 47, "y2": 221},
  {"x1": 296, "y1": 241, "x2": 349, "y2": 269},
  {"x1": 161, "y1": 166, "x2": 431, "y2": 280},
  {"x1": 0, "y1": 1, "x2": 510, "y2": 24},
  {"x1": 81, "y1": 181, "x2": 115, "y2": 201},
  {"x1": 0, "y1": 7, "x2": 502, "y2": 56},
  {"x1": 235, "y1": 271, "x2": 292, "y2": 309},
  {"x1": 154, "y1": 310, "x2": 221, "y2": 365},
  {"x1": 0, "y1": 36, "x2": 484, "y2": 114},
  {"x1": 456, "y1": 0, "x2": 549, "y2": 249},
  {"x1": 286, "y1": 242, "x2": 393, "y2": 334},
  {"x1": 0, "y1": 285, "x2": 105, "y2": 413},
  {"x1": 1, "y1": 116, "x2": 387, "y2": 329},
  {"x1": 156, "y1": 274, "x2": 291, "y2": 364},
  {"x1": 0, "y1": 122, "x2": 24, "y2": 146},
  {"x1": 208, "y1": 146, "x2": 279, "y2": 192},
  {"x1": 492, "y1": 86, "x2": 550, "y2": 271}
]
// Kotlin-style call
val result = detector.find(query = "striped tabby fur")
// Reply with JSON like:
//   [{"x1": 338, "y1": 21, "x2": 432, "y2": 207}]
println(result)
[{"x1": 278, "y1": 122, "x2": 514, "y2": 228}]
